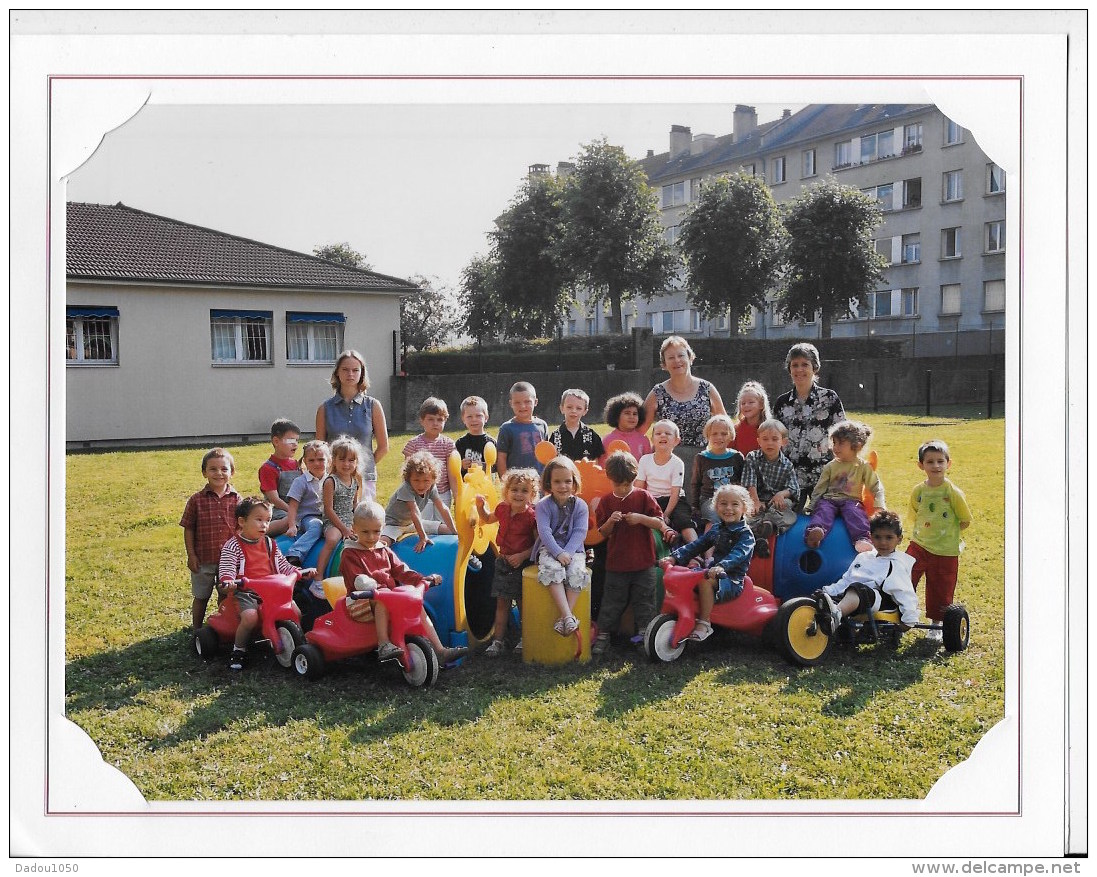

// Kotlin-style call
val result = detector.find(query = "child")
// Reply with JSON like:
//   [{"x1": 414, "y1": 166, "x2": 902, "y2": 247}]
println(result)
[
  {"x1": 474, "y1": 468, "x2": 539, "y2": 657},
  {"x1": 455, "y1": 395, "x2": 496, "y2": 474},
  {"x1": 532, "y1": 456, "x2": 590, "y2": 636},
  {"x1": 340, "y1": 501, "x2": 468, "y2": 665},
  {"x1": 740, "y1": 419, "x2": 800, "y2": 559},
  {"x1": 180, "y1": 448, "x2": 241, "y2": 630},
  {"x1": 259, "y1": 418, "x2": 302, "y2": 537},
  {"x1": 813, "y1": 509, "x2": 920, "y2": 636},
  {"x1": 315, "y1": 436, "x2": 364, "y2": 578},
  {"x1": 660, "y1": 484, "x2": 756, "y2": 643},
  {"x1": 690, "y1": 414, "x2": 745, "y2": 529},
  {"x1": 731, "y1": 380, "x2": 772, "y2": 456},
  {"x1": 548, "y1": 388, "x2": 604, "y2": 462},
  {"x1": 283, "y1": 440, "x2": 329, "y2": 565},
  {"x1": 217, "y1": 496, "x2": 316, "y2": 670},
  {"x1": 601, "y1": 392, "x2": 652, "y2": 464},
  {"x1": 907, "y1": 439, "x2": 973, "y2": 643},
  {"x1": 382, "y1": 451, "x2": 458, "y2": 551},
  {"x1": 592, "y1": 452, "x2": 677, "y2": 656},
  {"x1": 402, "y1": 397, "x2": 457, "y2": 504},
  {"x1": 635, "y1": 419, "x2": 698, "y2": 545},
  {"x1": 804, "y1": 420, "x2": 884, "y2": 554},
  {"x1": 496, "y1": 381, "x2": 549, "y2": 476}
]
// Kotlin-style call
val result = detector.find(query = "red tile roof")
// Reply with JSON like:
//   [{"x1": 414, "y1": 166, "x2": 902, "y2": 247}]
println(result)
[{"x1": 66, "y1": 202, "x2": 418, "y2": 293}]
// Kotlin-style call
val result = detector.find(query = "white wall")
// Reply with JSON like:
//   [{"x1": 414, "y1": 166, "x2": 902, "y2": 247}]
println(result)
[{"x1": 66, "y1": 281, "x2": 402, "y2": 446}]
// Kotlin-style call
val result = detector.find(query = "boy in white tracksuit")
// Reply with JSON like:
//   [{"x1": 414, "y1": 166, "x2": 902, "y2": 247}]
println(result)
[{"x1": 814, "y1": 509, "x2": 919, "y2": 634}]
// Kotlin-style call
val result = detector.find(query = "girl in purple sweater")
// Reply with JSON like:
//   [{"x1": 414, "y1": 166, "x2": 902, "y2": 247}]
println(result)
[{"x1": 533, "y1": 456, "x2": 590, "y2": 636}]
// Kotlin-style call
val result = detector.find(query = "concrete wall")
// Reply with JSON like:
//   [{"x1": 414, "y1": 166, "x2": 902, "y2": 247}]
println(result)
[{"x1": 67, "y1": 281, "x2": 401, "y2": 448}]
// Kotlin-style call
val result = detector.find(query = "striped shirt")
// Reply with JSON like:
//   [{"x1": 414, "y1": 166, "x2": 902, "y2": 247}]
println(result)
[
  {"x1": 218, "y1": 535, "x2": 296, "y2": 584},
  {"x1": 403, "y1": 433, "x2": 457, "y2": 496}
]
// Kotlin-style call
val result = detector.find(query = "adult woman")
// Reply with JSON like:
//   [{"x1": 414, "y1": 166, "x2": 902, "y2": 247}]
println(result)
[
  {"x1": 641, "y1": 335, "x2": 726, "y2": 509},
  {"x1": 772, "y1": 342, "x2": 846, "y2": 508},
  {"x1": 315, "y1": 349, "x2": 389, "y2": 501}
]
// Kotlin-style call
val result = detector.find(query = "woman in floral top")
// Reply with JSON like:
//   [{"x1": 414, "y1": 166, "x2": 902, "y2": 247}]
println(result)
[
  {"x1": 773, "y1": 342, "x2": 846, "y2": 508},
  {"x1": 641, "y1": 335, "x2": 727, "y2": 510}
]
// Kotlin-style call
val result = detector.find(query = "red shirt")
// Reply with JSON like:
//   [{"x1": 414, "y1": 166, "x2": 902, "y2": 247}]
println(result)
[
  {"x1": 731, "y1": 419, "x2": 760, "y2": 456},
  {"x1": 259, "y1": 455, "x2": 300, "y2": 493},
  {"x1": 339, "y1": 544, "x2": 430, "y2": 590},
  {"x1": 595, "y1": 487, "x2": 663, "y2": 572},
  {"x1": 180, "y1": 484, "x2": 241, "y2": 564},
  {"x1": 494, "y1": 502, "x2": 537, "y2": 556}
]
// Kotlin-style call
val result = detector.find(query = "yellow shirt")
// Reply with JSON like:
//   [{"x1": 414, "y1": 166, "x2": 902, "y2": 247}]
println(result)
[{"x1": 909, "y1": 478, "x2": 972, "y2": 556}]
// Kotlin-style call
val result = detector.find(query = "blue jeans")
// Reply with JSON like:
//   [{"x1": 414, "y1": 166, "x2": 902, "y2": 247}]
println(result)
[{"x1": 289, "y1": 516, "x2": 324, "y2": 559}]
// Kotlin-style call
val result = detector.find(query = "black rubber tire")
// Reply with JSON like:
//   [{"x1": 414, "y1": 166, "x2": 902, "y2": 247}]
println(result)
[
  {"x1": 942, "y1": 604, "x2": 970, "y2": 652},
  {"x1": 401, "y1": 635, "x2": 441, "y2": 688},
  {"x1": 644, "y1": 613, "x2": 685, "y2": 663},
  {"x1": 776, "y1": 597, "x2": 833, "y2": 667},
  {"x1": 292, "y1": 643, "x2": 326, "y2": 679},
  {"x1": 194, "y1": 625, "x2": 220, "y2": 660},
  {"x1": 274, "y1": 621, "x2": 305, "y2": 669}
]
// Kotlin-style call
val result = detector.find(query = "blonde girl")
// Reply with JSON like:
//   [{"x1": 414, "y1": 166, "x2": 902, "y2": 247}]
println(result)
[
  {"x1": 315, "y1": 436, "x2": 364, "y2": 577},
  {"x1": 532, "y1": 456, "x2": 589, "y2": 636},
  {"x1": 731, "y1": 380, "x2": 773, "y2": 456},
  {"x1": 381, "y1": 451, "x2": 458, "y2": 552},
  {"x1": 690, "y1": 413, "x2": 745, "y2": 528},
  {"x1": 475, "y1": 468, "x2": 540, "y2": 656}
]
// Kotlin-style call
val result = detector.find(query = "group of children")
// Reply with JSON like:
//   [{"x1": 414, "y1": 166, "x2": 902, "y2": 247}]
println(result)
[{"x1": 181, "y1": 373, "x2": 973, "y2": 671}]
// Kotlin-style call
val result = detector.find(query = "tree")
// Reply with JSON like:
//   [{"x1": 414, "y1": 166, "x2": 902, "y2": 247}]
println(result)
[
  {"x1": 312, "y1": 241, "x2": 373, "y2": 271},
  {"x1": 677, "y1": 172, "x2": 786, "y2": 336},
  {"x1": 489, "y1": 173, "x2": 575, "y2": 338},
  {"x1": 778, "y1": 178, "x2": 888, "y2": 338},
  {"x1": 458, "y1": 254, "x2": 499, "y2": 343},
  {"x1": 559, "y1": 139, "x2": 678, "y2": 334},
  {"x1": 400, "y1": 274, "x2": 458, "y2": 355}
]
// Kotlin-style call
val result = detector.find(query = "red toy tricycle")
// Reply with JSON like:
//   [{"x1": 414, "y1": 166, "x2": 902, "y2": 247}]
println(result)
[
  {"x1": 290, "y1": 580, "x2": 443, "y2": 688},
  {"x1": 193, "y1": 572, "x2": 304, "y2": 669}
]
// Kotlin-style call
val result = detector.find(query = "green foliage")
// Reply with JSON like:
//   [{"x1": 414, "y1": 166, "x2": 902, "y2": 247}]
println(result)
[
  {"x1": 65, "y1": 414, "x2": 1003, "y2": 800},
  {"x1": 458, "y1": 254, "x2": 499, "y2": 343},
  {"x1": 400, "y1": 275, "x2": 459, "y2": 354},
  {"x1": 779, "y1": 178, "x2": 889, "y2": 338},
  {"x1": 404, "y1": 333, "x2": 635, "y2": 374},
  {"x1": 559, "y1": 139, "x2": 678, "y2": 333},
  {"x1": 312, "y1": 241, "x2": 372, "y2": 271},
  {"x1": 678, "y1": 173, "x2": 786, "y2": 333},
  {"x1": 649, "y1": 335, "x2": 904, "y2": 368}
]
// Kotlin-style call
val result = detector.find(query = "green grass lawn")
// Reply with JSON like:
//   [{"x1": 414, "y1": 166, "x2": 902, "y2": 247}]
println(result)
[{"x1": 65, "y1": 410, "x2": 1004, "y2": 801}]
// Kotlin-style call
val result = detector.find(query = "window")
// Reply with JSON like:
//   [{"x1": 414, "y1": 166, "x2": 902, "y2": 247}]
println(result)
[
  {"x1": 984, "y1": 280, "x2": 1005, "y2": 312},
  {"x1": 211, "y1": 309, "x2": 272, "y2": 363},
  {"x1": 567, "y1": 319, "x2": 576, "y2": 336},
  {"x1": 623, "y1": 313, "x2": 634, "y2": 333},
  {"x1": 586, "y1": 317, "x2": 596, "y2": 336},
  {"x1": 902, "y1": 233, "x2": 921, "y2": 264},
  {"x1": 945, "y1": 119, "x2": 963, "y2": 145},
  {"x1": 802, "y1": 148, "x2": 816, "y2": 178},
  {"x1": 902, "y1": 177, "x2": 922, "y2": 208},
  {"x1": 874, "y1": 237, "x2": 893, "y2": 262},
  {"x1": 664, "y1": 224, "x2": 680, "y2": 246},
  {"x1": 838, "y1": 298, "x2": 860, "y2": 321},
  {"x1": 872, "y1": 290, "x2": 893, "y2": 318},
  {"x1": 740, "y1": 163, "x2": 756, "y2": 177},
  {"x1": 661, "y1": 181, "x2": 687, "y2": 208},
  {"x1": 834, "y1": 140, "x2": 853, "y2": 167},
  {"x1": 863, "y1": 183, "x2": 894, "y2": 211},
  {"x1": 661, "y1": 311, "x2": 675, "y2": 333},
  {"x1": 943, "y1": 170, "x2": 963, "y2": 202},
  {"x1": 690, "y1": 178, "x2": 702, "y2": 200},
  {"x1": 903, "y1": 123, "x2": 923, "y2": 152},
  {"x1": 716, "y1": 313, "x2": 728, "y2": 331},
  {"x1": 286, "y1": 312, "x2": 344, "y2": 363},
  {"x1": 901, "y1": 288, "x2": 919, "y2": 316},
  {"x1": 66, "y1": 306, "x2": 119, "y2": 364},
  {"x1": 771, "y1": 307, "x2": 786, "y2": 328},
  {"x1": 860, "y1": 129, "x2": 895, "y2": 163},
  {"x1": 986, "y1": 220, "x2": 1005, "y2": 253},
  {"x1": 740, "y1": 308, "x2": 757, "y2": 330},
  {"x1": 940, "y1": 284, "x2": 962, "y2": 315},
  {"x1": 941, "y1": 227, "x2": 961, "y2": 259},
  {"x1": 987, "y1": 163, "x2": 1006, "y2": 194},
  {"x1": 771, "y1": 156, "x2": 786, "y2": 183}
]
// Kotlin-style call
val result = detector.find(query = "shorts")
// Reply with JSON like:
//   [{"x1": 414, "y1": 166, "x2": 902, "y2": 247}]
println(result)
[
  {"x1": 656, "y1": 493, "x2": 694, "y2": 532},
  {"x1": 537, "y1": 547, "x2": 588, "y2": 591},
  {"x1": 190, "y1": 563, "x2": 219, "y2": 600},
  {"x1": 838, "y1": 583, "x2": 881, "y2": 616},
  {"x1": 491, "y1": 554, "x2": 526, "y2": 601},
  {"x1": 271, "y1": 507, "x2": 288, "y2": 521},
  {"x1": 228, "y1": 587, "x2": 261, "y2": 613},
  {"x1": 381, "y1": 519, "x2": 443, "y2": 542}
]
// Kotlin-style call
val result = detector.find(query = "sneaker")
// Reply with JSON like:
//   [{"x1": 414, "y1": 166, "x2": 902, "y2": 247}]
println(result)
[
  {"x1": 562, "y1": 615, "x2": 580, "y2": 636},
  {"x1": 804, "y1": 527, "x2": 825, "y2": 549},
  {"x1": 439, "y1": 646, "x2": 469, "y2": 664},
  {"x1": 228, "y1": 648, "x2": 247, "y2": 671},
  {"x1": 814, "y1": 591, "x2": 842, "y2": 636},
  {"x1": 376, "y1": 642, "x2": 404, "y2": 662},
  {"x1": 484, "y1": 639, "x2": 505, "y2": 657},
  {"x1": 925, "y1": 627, "x2": 943, "y2": 644},
  {"x1": 513, "y1": 638, "x2": 523, "y2": 654},
  {"x1": 688, "y1": 620, "x2": 713, "y2": 642},
  {"x1": 467, "y1": 554, "x2": 483, "y2": 572},
  {"x1": 591, "y1": 633, "x2": 611, "y2": 656}
]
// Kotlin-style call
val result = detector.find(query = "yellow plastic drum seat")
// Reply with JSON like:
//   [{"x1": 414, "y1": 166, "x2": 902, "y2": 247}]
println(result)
[{"x1": 520, "y1": 565, "x2": 591, "y2": 665}]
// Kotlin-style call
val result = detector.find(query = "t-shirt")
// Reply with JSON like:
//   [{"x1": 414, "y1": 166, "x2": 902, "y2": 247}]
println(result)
[
  {"x1": 384, "y1": 481, "x2": 441, "y2": 528},
  {"x1": 690, "y1": 449, "x2": 745, "y2": 511},
  {"x1": 455, "y1": 432, "x2": 496, "y2": 471},
  {"x1": 259, "y1": 455, "x2": 300, "y2": 495},
  {"x1": 339, "y1": 542, "x2": 430, "y2": 590},
  {"x1": 595, "y1": 487, "x2": 663, "y2": 572},
  {"x1": 548, "y1": 422, "x2": 604, "y2": 462},
  {"x1": 497, "y1": 417, "x2": 549, "y2": 472},
  {"x1": 402, "y1": 433, "x2": 457, "y2": 496},
  {"x1": 493, "y1": 501, "x2": 537, "y2": 556},
  {"x1": 286, "y1": 472, "x2": 323, "y2": 519},
  {"x1": 909, "y1": 478, "x2": 972, "y2": 556},
  {"x1": 810, "y1": 458, "x2": 884, "y2": 508},
  {"x1": 636, "y1": 453, "x2": 684, "y2": 499},
  {"x1": 731, "y1": 419, "x2": 760, "y2": 456},
  {"x1": 602, "y1": 428, "x2": 652, "y2": 463}
]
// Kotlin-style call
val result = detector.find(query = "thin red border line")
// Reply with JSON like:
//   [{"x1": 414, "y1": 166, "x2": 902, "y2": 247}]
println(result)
[
  {"x1": 42, "y1": 77, "x2": 1018, "y2": 825},
  {"x1": 46, "y1": 73, "x2": 1024, "y2": 81}
]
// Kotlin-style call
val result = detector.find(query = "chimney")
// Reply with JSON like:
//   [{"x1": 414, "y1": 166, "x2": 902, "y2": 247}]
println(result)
[
  {"x1": 690, "y1": 133, "x2": 716, "y2": 155},
  {"x1": 556, "y1": 161, "x2": 575, "y2": 179},
  {"x1": 646, "y1": 149, "x2": 654, "y2": 158},
  {"x1": 782, "y1": 108, "x2": 792, "y2": 119},
  {"x1": 669, "y1": 124, "x2": 692, "y2": 158},
  {"x1": 732, "y1": 105, "x2": 757, "y2": 143}
]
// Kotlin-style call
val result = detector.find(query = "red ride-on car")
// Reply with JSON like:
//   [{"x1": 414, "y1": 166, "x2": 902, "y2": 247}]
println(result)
[
  {"x1": 193, "y1": 572, "x2": 305, "y2": 669},
  {"x1": 290, "y1": 579, "x2": 443, "y2": 688}
]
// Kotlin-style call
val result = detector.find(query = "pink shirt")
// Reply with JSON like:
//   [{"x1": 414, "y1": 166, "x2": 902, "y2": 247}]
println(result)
[
  {"x1": 601, "y1": 429, "x2": 652, "y2": 465},
  {"x1": 403, "y1": 433, "x2": 457, "y2": 495}
]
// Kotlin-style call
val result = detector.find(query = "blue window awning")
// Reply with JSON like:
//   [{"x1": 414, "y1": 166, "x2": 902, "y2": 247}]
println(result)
[
  {"x1": 211, "y1": 309, "x2": 272, "y2": 320},
  {"x1": 67, "y1": 305, "x2": 119, "y2": 318},
  {"x1": 287, "y1": 311, "x2": 346, "y2": 324}
]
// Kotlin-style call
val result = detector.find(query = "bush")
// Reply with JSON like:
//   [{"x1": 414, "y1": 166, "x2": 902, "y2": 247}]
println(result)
[
  {"x1": 404, "y1": 334, "x2": 635, "y2": 375},
  {"x1": 655, "y1": 335, "x2": 904, "y2": 367}
]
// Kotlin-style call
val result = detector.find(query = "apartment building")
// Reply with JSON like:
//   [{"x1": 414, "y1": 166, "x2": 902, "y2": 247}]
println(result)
[{"x1": 562, "y1": 104, "x2": 1007, "y2": 357}]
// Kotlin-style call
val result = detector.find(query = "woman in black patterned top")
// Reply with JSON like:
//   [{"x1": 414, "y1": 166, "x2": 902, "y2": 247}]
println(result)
[
  {"x1": 773, "y1": 342, "x2": 846, "y2": 508},
  {"x1": 641, "y1": 336, "x2": 727, "y2": 510}
]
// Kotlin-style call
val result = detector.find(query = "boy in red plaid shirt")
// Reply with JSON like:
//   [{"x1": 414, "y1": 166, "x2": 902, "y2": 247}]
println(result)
[{"x1": 180, "y1": 448, "x2": 240, "y2": 630}]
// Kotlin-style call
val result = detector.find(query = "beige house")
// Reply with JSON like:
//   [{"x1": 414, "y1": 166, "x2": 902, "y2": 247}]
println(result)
[{"x1": 66, "y1": 202, "x2": 417, "y2": 449}]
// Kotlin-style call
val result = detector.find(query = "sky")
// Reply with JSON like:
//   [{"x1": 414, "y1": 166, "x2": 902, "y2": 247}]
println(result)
[{"x1": 65, "y1": 101, "x2": 801, "y2": 293}]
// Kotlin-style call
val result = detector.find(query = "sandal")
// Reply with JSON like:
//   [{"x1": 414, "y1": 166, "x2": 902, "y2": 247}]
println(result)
[
  {"x1": 562, "y1": 615, "x2": 580, "y2": 635},
  {"x1": 687, "y1": 621, "x2": 713, "y2": 642},
  {"x1": 553, "y1": 618, "x2": 567, "y2": 636}
]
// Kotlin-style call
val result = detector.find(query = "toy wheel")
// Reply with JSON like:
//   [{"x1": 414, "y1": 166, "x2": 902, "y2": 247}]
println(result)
[
  {"x1": 777, "y1": 597, "x2": 832, "y2": 667},
  {"x1": 401, "y1": 635, "x2": 440, "y2": 688},
  {"x1": 274, "y1": 621, "x2": 305, "y2": 669},
  {"x1": 644, "y1": 613, "x2": 685, "y2": 663},
  {"x1": 292, "y1": 643, "x2": 325, "y2": 679},
  {"x1": 942, "y1": 604, "x2": 970, "y2": 652},
  {"x1": 193, "y1": 625, "x2": 219, "y2": 660}
]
